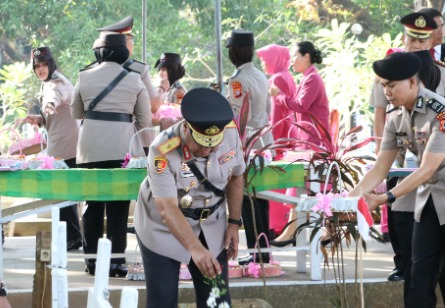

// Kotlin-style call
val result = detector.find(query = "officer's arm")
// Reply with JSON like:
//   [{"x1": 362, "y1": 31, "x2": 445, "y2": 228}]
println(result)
[
  {"x1": 154, "y1": 197, "x2": 222, "y2": 277},
  {"x1": 390, "y1": 151, "x2": 444, "y2": 199},
  {"x1": 224, "y1": 174, "x2": 244, "y2": 260},
  {"x1": 349, "y1": 148, "x2": 398, "y2": 197},
  {"x1": 373, "y1": 107, "x2": 386, "y2": 155}
]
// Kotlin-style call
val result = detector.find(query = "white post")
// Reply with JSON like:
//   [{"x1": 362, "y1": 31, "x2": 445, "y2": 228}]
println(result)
[
  {"x1": 309, "y1": 214, "x2": 322, "y2": 281},
  {"x1": 52, "y1": 221, "x2": 68, "y2": 308},
  {"x1": 120, "y1": 288, "x2": 139, "y2": 308},
  {"x1": 87, "y1": 238, "x2": 113, "y2": 308}
]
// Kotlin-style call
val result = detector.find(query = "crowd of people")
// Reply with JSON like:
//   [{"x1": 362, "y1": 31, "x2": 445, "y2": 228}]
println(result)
[{"x1": 3, "y1": 7, "x2": 444, "y2": 308}]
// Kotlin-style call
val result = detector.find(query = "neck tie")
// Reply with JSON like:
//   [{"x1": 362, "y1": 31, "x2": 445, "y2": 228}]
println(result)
[{"x1": 429, "y1": 47, "x2": 435, "y2": 59}]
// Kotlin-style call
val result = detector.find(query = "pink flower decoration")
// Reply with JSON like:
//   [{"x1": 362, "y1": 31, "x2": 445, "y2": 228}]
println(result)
[
  {"x1": 122, "y1": 152, "x2": 131, "y2": 168},
  {"x1": 247, "y1": 262, "x2": 261, "y2": 278},
  {"x1": 36, "y1": 154, "x2": 54, "y2": 169},
  {"x1": 154, "y1": 103, "x2": 182, "y2": 120},
  {"x1": 312, "y1": 192, "x2": 334, "y2": 217}
]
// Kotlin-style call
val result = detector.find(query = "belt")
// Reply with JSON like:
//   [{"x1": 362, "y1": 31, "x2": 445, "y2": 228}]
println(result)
[
  {"x1": 180, "y1": 197, "x2": 225, "y2": 221},
  {"x1": 84, "y1": 110, "x2": 133, "y2": 123}
]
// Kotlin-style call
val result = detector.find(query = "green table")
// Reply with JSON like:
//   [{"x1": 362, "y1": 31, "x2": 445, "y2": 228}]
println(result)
[{"x1": 0, "y1": 162, "x2": 306, "y2": 201}]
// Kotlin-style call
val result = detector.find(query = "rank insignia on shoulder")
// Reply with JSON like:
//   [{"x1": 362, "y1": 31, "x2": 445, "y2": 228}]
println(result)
[
  {"x1": 416, "y1": 96, "x2": 423, "y2": 108},
  {"x1": 157, "y1": 136, "x2": 181, "y2": 155},
  {"x1": 436, "y1": 111, "x2": 445, "y2": 133},
  {"x1": 230, "y1": 69, "x2": 240, "y2": 78},
  {"x1": 427, "y1": 99, "x2": 445, "y2": 114},
  {"x1": 231, "y1": 81, "x2": 243, "y2": 98},
  {"x1": 176, "y1": 92, "x2": 184, "y2": 104},
  {"x1": 154, "y1": 156, "x2": 168, "y2": 174}
]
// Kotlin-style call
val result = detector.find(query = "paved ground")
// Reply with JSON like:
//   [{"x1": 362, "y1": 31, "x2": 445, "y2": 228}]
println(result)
[{"x1": 2, "y1": 228, "x2": 396, "y2": 292}]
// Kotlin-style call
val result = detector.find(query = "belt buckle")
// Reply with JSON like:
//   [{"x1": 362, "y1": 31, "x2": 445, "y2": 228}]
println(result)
[{"x1": 199, "y1": 209, "x2": 210, "y2": 222}]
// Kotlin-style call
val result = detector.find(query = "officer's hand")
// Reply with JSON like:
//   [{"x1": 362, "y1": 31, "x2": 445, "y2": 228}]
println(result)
[
  {"x1": 363, "y1": 192, "x2": 387, "y2": 211},
  {"x1": 22, "y1": 114, "x2": 43, "y2": 126},
  {"x1": 42, "y1": 102, "x2": 57, "y2": 114},
  {"x1": 225, "y1": 224, "x2": 239, "y2": 261},
  {"x1": 191, "y1": 247, "x2": 222, "y2": 278},
  {"x1": 269, "y1": 85, "x2": 280, "y2": 97}
]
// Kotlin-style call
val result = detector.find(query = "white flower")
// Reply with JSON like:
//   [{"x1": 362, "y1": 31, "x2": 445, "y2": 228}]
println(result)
[
  {"x1": 218, "y1": 302, "x2": 230, "y2": 308},
  {"x1": 211, "y1": 287, "x2": 220, "y2": 299},
  {"x1": 207, "y1": 295, "x2": 217, "y2": 308}
]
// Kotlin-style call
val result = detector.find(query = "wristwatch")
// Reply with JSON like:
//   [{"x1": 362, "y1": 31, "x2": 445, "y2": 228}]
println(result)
[
  {"x1": 386, "y1": 191, "x2": 396, "y2": 204},
  {"x1": 227, "y1": 218, "x2": 243, "y2": 227},
  {"x1": 0, "y1": 282, "x2": 7, "y2": 297}
]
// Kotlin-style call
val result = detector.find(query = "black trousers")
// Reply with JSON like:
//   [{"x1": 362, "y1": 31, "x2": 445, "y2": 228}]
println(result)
[
  {"x1": 137, "y1": 232, "x2": 230, "y2": 308},
  {"x1": 386, "y1": 177, "x2": 404, "y2": 271},
  {"x1": 63, "y1": 158, "x2": 82, "y2": 244},
  {"x1": 241, "y1": 195, "x2": 270, "y2": 262},
  {"x1": 77, "y1": 160, "x2": 130, "y2": 265},
  {"x1": 408, "y1": 196, "x2": 445, "y2": 308}
]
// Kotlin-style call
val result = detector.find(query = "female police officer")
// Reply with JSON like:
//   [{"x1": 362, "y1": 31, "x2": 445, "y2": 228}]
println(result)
[{"x1": 134, "y1": 88, "x2": 245, "y2": 307}]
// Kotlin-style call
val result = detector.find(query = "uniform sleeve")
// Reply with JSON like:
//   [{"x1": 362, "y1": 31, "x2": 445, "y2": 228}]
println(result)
[
  {"x1": 369, "y1": 78, "x2": 388, "y2": 108},
  {"x1": 133, "y1": 75, "x2": 152, "y2": 131},
  {"x1": 380, "y1": 115, "x2": 398, "y2": 151},
  {"x1": 229, "y1": 129, "x2": 246, "y2": 177},
  {"x1": 141, "y1": 68, "x2": 158, "y2": 100},
  {"x1": 70, "y1": 77, "x2": 85, "y2": 119},
  {"x1": 147, "y1": 142, "x2": 178, "y2": 198},
  {"x1": 228, "y1": 77, "x2": 248, "y2": 117},
  {"x1": 425, "y1": 115, "x2": 445, "y2": 153},
  {"x1": 42, "y1": 79, "x2": 65, "y2": 109}
]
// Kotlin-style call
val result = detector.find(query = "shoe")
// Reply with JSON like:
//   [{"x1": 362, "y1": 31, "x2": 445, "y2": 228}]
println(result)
[
  {"x1": 127, "y1": 226, "x2": 136, "y2": 234},
  {"x1": 387, "y1": 268, "x2": 404, "y2": 282},
  {"x1": 67, "y1": 238, "x2": 82, "y2": 251},
  {"x1": 269, "y1": 239, "x2": 296, "y2": 247},
  {"x1": 238, "y1": 255, "x2": 253, "y2": 265},
  {"x1": 382, "y1": 233, "x2": 390, "y2": 242},
  {"x1": 109, "y1": 264, "x2": 128, "y2": 278},
  {"x1": 85, "y1": 261, "x2": 96, "y2": 276}
]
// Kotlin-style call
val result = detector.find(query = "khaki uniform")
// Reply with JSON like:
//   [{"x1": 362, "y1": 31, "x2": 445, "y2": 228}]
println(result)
[
  {"x1": 40, "y1": 71, "x2": 79, "y2": 159},
  {"x1": 165, "y1": 81, "x2": 187, "y2": 104},
  {"x1": 227, "y1": 62, "x2": 274, "y2": 150},
  {"x1": 134, "y1": 121, "x2": 245, "y2": 263},
  {"x1": 71, "y1": 62, "x2": 151, "y2": 164},
  {"x1": 123, "y1": 59, "x2": 158, "y2": 102},
  {"x1": 381, "y1": 87, "x2": 445, "y2": 224}
]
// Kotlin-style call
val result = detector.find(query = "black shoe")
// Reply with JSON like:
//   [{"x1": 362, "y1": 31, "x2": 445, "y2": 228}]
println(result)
[
  {"x1": 269, "y1": 239, "x2": 296, "y2": 247},
  {"x1": 387, "y1": 268, "x2": 404, "y2": 282},
  {"x1": 382, "y1": 233, "x2": 390, "y2": 242},
  {"x1": 109, "y1": 264, "x2": 128, "y2": 278},
  {"x1": 67, "y1": 238, "x2": 82, "y2": 251},
  {"x1": 127, "y1": 226, "x2": 136, "y2": 234},
  {"x1": 85, "y1": 261, "x2": 96, "y2": 276},
  {"x1": 238, "y1": 255, "x2": 253, "y2": 265}
]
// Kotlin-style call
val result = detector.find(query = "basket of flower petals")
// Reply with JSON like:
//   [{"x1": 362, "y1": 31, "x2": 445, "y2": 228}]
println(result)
[
  {"x1": 227, "y1": 260, "x2": 244, "y2": 278},
  {"x1": 245, "y1": 233, "x2": 283, "y2": 278}
]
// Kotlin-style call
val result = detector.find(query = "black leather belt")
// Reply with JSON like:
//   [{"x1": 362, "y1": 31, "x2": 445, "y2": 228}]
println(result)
[
  {"x1": 180, "y1": 197, "x2": 225, "y2": 221},
  {"x1": 84, "y1": 110, "x2": 132, "y2": 123}
]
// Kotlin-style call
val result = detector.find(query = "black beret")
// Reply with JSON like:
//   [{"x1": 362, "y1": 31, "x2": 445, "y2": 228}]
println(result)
[
  {"x1": 373, "y1": 52, "x2": 421, "y2": 81},
  {"x1": 154, "y1": 53, "x2": 182, "y2": 69},
  {"x1": 92, "y1": 33, "x2": 126, "y2": 49},
  {"x1": 225, "y1": 30, "x2": 254, "y2": 48},
  {"x1": 181, "y1": 88, "x2": 233, "y2": 147},
  {"x1": 97, "y1": 16, "x2": 133, "y2": 34},
  {"x1": 400, "y1": 12, "x2": 437, "y2": 39},
  {"x1": 31, "y1": 47, "x2": 53, "y2": 63}
]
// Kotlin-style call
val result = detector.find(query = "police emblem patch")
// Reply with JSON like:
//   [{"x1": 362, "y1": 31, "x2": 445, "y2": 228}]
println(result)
[
  {"x1": 436, "y1": 111, "x2": 445, "y2": 133},
  {"x1": 231, "y1": 81, "x2": 243, "y2": 98},
  {"x1": 154, "y1": 156, "x2": 168, "y2": 174}
]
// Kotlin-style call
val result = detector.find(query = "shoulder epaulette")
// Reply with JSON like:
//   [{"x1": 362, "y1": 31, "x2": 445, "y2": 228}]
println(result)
[
  {"x1": 157, "y1": 136, "x2": 181, "y2": 156},
  {"x1": 123, "y1": 59, "x2": 147, "y2": 74},
  {"x1": 427, "y1": 98, "x2": 445, "y2": 114},
  {"x1": 229, "y1": 69, "x2": 241, "y2": 79},
  {"x1": 80, "y1": 61, "x2": 98, "y2": 72}
]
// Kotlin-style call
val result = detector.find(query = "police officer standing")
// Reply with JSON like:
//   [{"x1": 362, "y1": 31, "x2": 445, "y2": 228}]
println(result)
[
  {"x1": 350, "y1": 52, "x2": 445, "y2": 307},
  {"x1": 134, "y1": 88, "x2": 245, "y2": 307},
  {"x1": 96, "y1": 16, "x2": 162, "y2": 114},
  {"x1": 225, "y1": 29, "x2": 274, "y2": 265}
]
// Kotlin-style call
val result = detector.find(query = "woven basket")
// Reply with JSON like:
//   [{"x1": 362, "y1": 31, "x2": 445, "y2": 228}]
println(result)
[
  {"x1": 228, "y1": 263, "x2": 244, "y2": 278},
  {"x1": 245, "y1": 233, "x2": 282, "y2": 278},
  {"x1": 9, "y1": 124, "x2": 47, "y2": 156},
  {"x1": 124, "y1": 127, "x2": 157, "y2": 169}
]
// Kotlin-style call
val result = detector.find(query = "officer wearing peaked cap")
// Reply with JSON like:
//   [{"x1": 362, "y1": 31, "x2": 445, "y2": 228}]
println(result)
[
  {"x1": 400, "y1": 12, "x2": 438, "y2": 40},
  {"x1": 134, "y1": 88, "x2": 245, "y2": 307},
  {"x1": 351, "y1": 52, "x2": 445, "y2": 308},
  {"x1": 92, "y1": 16, "x2": 161, "y2": 115}
]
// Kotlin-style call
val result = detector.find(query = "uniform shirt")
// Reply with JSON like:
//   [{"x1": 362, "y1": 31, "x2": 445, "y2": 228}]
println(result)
[
  {"x1": 71, "y1": 62, "x2": 151, "y2": 163},
  {"x1": 134, "y1": 121, "x2": 245, "y2": 263},
  {"x1": 227, "y1": 62, "x2": 274, "y2": 150},
  {"x1": 39, "y1": 71, "x2": 79, "y2": 159},
  {"x1": 164, "y1": 81, "x2": 187, "y2": 105},
  {"x1": 381, "y1": 88, "x2": 445, "y2": 224},
  {"x1": 124, "y1": 59, "x2": 158, "y2": 102}
]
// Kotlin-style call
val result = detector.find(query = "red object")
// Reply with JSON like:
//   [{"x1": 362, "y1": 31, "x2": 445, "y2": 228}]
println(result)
[{"x1": 429, "y1": 48, "x2": 435, "y2": 59}]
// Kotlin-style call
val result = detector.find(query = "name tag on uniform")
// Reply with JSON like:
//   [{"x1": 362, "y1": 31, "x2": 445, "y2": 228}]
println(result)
[{"x1": 181, "y1": 163, "x2": 194, "y2": 178}]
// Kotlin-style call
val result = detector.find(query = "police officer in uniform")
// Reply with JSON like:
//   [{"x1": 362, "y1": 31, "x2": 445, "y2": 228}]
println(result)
[
  {"x1": 134, "y1": 88, "x2": 245, "y2": 308},
  {"x1": 225, "y1": 29, "x2": 274, "y2": 265},
  {"x1": 350, "y1": 52, "x2": 445, "y2": 307},
  {"x1": 96, "y1": 16, "x2": 162, "y2": 114},
  {"x1": 154, "y1": 52, "x2": 187, "y2": 104}
]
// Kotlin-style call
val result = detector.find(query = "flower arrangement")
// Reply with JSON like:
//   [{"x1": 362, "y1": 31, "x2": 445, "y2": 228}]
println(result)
[{"x1": 204, "y1": 274, "x2": 230, "y2": 308}]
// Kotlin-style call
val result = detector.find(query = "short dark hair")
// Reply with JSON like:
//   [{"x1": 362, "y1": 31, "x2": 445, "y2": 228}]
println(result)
[
  {"x1": 297, "y1": 41, "x2": 323, "y2": 64},
  {"x1": 228, "y1": 45, "x2": 254, "y2": 67}
]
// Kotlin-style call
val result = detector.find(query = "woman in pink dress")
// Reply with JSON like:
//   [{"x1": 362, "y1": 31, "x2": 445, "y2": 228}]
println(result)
[{"x1": 256, "y1": 44, "x2": 299, "y2": 238}]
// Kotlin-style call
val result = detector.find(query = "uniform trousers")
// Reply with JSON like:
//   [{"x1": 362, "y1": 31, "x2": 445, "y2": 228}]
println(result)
[
  {"x1": 77, "y1": 160, "x2": 130, "y2": 265},
  {"x1": 241, "y1": 195, "x2": 270, "y2": 262},
  {"x1": 136, "y1": 232, "x2": 230, "y2": 308},
  {"x1": 408, "y1": 195, "x2": 445, "y2": 308},
  {"x1": 386, "y1": 177, "x2": 404, "y2": 272},
  {"x1": 62, "y1": 157, "x2": 82, "y2": 247}
]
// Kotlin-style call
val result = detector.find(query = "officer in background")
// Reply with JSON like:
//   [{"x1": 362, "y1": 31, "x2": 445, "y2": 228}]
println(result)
[
  {"x1": 134, "y1": 88, "x2": 245, "y2": 307},
  {"x1": 96, "y1": 16, "x2": 162, "y2": 114},
  {"x1": 350, "y1": 52, "x2": 445, "y2": 307},
  {"x1": 225, "y1": 29, "x2": 274, "y2": 265},
  {"x1": 419, "y1": 8, "x2": 445, "y2": 63}
]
